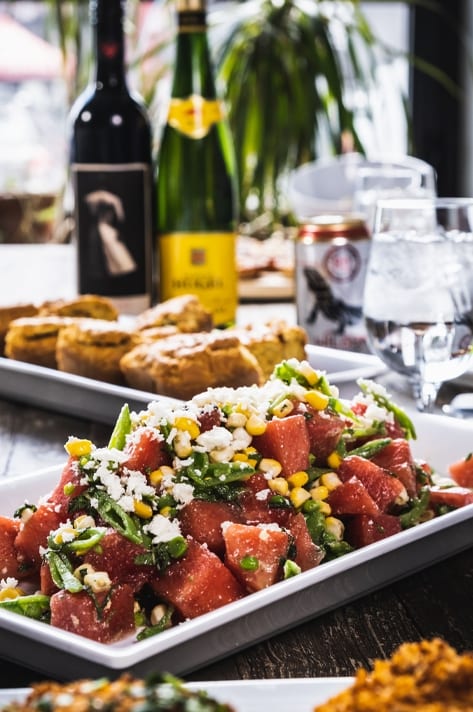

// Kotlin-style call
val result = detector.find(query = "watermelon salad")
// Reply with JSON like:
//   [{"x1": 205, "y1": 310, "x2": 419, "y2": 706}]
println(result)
[{"x1": 0, "y1": 358, "x2": 472, "y2": 645}]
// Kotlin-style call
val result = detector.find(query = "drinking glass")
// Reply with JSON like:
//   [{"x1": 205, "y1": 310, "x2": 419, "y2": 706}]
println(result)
[
  {"x1": 353, "y1": 157, "x2": 437, "y2": 231},
  {"x1": 363, "y1": 197, "x2": 473, "y2": 412}
]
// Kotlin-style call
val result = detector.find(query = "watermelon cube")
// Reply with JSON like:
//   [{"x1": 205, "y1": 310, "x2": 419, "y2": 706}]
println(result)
[
  {"x1": 252, "y1": 414, "x2": 310, "y2": 477},
  {"x1": 150, "y1": 537, "x2": 244, "y2": 619},
  {"x1": 338, "y1": 456, "x2": 407, "y2": 512},
  {"x1": 345, "y1": 513, "x2": 402, "y2": 548},
  {"x1": 0, "y1": 516, "x2": 24, "y2": 580},
  {"x1": 50, "y1": 583, "x2": 136, "y2": 643},
  {"x1": 223, "y1": 522, "x2": 290, "y2": 592},
  {"x1": 327, "y1": 477, "x2": 380, "y2": 517},
  {"x1": 179, "y1": 500, "x2": 243, "y2": 556}
]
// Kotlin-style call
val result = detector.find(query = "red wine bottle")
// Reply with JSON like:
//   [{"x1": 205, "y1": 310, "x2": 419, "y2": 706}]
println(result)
[{"x1": 69, "y1": 0, "x2": 154, "y2": 314}]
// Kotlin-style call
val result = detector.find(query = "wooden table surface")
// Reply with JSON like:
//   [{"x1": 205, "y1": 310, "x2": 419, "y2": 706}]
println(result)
[{"x1": 0, "y1": 302, "x2": 473, "y2": 691}]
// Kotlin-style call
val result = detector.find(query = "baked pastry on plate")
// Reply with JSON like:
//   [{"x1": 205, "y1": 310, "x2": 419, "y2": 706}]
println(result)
[
  {"x1": 228, "y1": 320, "x2": 307, "y2": 380},
  {"x1": 5, "y1": 316, "x2": 74, "y2": 369},
  {"x1": 56, "y1": 319, "x2": 141, "y2": 385},
  {"x1": 135, "y1": 294, "x2": 213, "y2": 334},
  {"x1": 39, "y1": 294, "x2": 118, "y2": 321},
  {"x1": 0, "y1": 303, "x2": 39, "y2": 354},
  {"x1": 120, "y1": 330, "x2": 263, "y2": 399}
]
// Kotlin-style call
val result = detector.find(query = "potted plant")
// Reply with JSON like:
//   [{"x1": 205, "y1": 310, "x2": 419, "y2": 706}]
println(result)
[{"x1": 212, "y1": 0, "x2": 406, "y2": 235}]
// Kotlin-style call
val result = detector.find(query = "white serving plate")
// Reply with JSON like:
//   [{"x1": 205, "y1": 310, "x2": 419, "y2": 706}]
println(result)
[
  {"x1": 0, "y1": 678, "x2": 353, "y2": 711},
  {"x1": 0, "y1": 346, "x2": 384, "y2": 424},
  {"x1": 0, "y1": 412, "x2": 471, "y2": 681}
]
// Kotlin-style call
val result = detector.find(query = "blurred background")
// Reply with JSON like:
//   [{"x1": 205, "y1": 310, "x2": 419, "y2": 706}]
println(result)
[{"x1": 0, "y1": 0, "x2": 470, "y2": 244}]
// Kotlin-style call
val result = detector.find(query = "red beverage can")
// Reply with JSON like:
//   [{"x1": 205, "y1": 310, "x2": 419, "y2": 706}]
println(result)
[{"x1": 295, "y1": 215, "x2": 370, "y2": 352}]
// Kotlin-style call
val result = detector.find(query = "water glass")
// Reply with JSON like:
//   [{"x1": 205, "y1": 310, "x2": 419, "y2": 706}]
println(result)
[
  {"x1": 353, "y1": 158, "x2": 437, "y2": 231},
  {"x1": 363, "y1": 197, "x2": 473, "y2": 412}
]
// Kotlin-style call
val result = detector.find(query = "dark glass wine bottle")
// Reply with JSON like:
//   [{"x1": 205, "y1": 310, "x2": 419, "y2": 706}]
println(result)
[
  {"x1": 69, "y1": 0, "x2": 154, "y2": 314},
  {"x1": 156, "y1": 0, "x2": 238, "y2": 327}
]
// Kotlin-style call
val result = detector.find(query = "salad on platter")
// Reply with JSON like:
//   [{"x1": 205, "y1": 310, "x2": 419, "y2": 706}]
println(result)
[{"x1": 0, "y1": 358, "x2": 472, "y2": 645}]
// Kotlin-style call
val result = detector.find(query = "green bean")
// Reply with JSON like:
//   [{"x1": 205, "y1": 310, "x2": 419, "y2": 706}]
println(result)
[
  {"x1": 95, "y1": 491, "x2": 144, "y2": 546},
  {"x1": 348, "y1": 438, "x2": 392, "y2": 460},
  {"x1": 46, "y1": 551, "x2": 83, "y2": 593},
  {"x1": 0, "y1": 594, "x2": 50, "y2": 620},
  {"x1": 108, "y1": 403, "x2": 132, "y2": 451},
  {"x1": 358, "y1": 381, "x2": 416, "y2": 440},
  {"x1": 400, "y1": 488, "x2": 430, "y2": 529}
]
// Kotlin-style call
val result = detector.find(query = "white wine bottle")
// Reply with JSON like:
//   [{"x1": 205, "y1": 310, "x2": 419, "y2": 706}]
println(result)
[
  {"x1": 69, "y1": 0, "x2": 154, "y2": 315},
  {"x1": 156, "y1": 0, "x2": 238, "y2": 327}
]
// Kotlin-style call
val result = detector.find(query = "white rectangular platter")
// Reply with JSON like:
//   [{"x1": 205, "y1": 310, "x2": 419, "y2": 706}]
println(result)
[
  {"x1": 0, "y1": 345, "x2": 384, "y2": 424},
  {"x1": 0, "y1": 678, "x2": 353, "y2": 712},
  {"x1": 0, "y1": 412, "x2": 471, "y2": 681}
]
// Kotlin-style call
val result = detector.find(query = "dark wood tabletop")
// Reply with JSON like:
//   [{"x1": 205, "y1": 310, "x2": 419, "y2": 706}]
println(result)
[{"x1": 1, "y1": 389, "x2": 473, "y2": 691}]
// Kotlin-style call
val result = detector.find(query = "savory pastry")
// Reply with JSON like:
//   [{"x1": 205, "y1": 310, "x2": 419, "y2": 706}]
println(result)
[
  {"x1": 227, "y1": 320, "x2": 307, "y2": 380},
  {"x1": 39, "y1": 294, "x2": 118, "y2": 321},
  {"x1": 4, "y1": 316, "x2": 74, "y2": 369},
  {"x1": 2, "y1": 673, "x2": 234, "y2": 711},
  {"x1": 56, "y1": 319, "x2": 141, "y2": 385},
  {"x1": 135, "y1": 294, "x2": 213, "y2": 333},
  {"x1": 313, "y1": 638, "x2": 473, "y2": 712},
  {"x1": 0, "y1": 303, "x2": 39, "y2": 355},
  {"x1": 137, "y1": 324, "x2": 181, "y2": 342},
  {"x1": 120, "y1": 330, "x2": 263, "y2": 399}
]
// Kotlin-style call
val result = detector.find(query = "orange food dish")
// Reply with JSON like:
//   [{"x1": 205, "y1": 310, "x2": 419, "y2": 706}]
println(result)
[{"x1": 313, "y1": 638, "x2": 473, "y2": 712}]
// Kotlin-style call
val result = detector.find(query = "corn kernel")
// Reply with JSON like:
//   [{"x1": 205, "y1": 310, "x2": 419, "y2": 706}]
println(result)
[
  {"x1": 53, "y1": 525, "x2": 76, "y2": 545},
  {"x1": 298, "y1": 361, "x2": 319, "y2": 386},
  {"x1": 318, "y1": 500, "x2": 332, "y2": 515},
  {"x1": 73, "y1": 563, "x2": 95, "y2": 582},
  {"x1": 174, "y1": 416, "x2": 200, "y2": 439},
  {"x1": 64, "y1": 437, "x2": 93, "y2": 457},
  {"x1": 134, "y1": 500, "x2": 153, "y2": 519},
  {"x1": 325, "y1": 516, "x2": 344, "y2": 540},
  {"x1": 327, "y1": 451, "x2": 343, "y2": 469},
  {"x1": 271, "y1": 399, "x2": 294, "y2": 418},
  {"x1": 259, "y1": 458, "x2": 282, "y2": 478},
  {"x1": 268, "y1": 477, "x2": 289, "y2": 496},
  {"x1": 320, "y1": 472, "x2": 343, "y2": 491},
  {"x1": 304, "y1": 390, "x2": 330, "y2": 410},
  {"x1": 288, "y1": 471, "x2": 309, "y2": 488},
  {"x1": 73, "y1": 515, "x2": 96, "y2": 530},
  {"x1": 227, "y1": 412, "x2": 247, "y2": 428},
  {"x1": 173, "y1": 431, "x2": 192, "y2": 459},
  {"x1": 232, "y1": 452, "x2": 249, "y2": 463},
  {"x1": 150, "y1": 604, "x2": 172, "y2": 628},
  {"x1": 244, "y1": 446, "x2": 260, "y2": 461},
  {"x1": 310, "y1": 485, "x2": 329, "y2": 501},
  {"x1": 290, "y1": 486, "x2": 312, "y2": 508},
  {"x1": 0, "y1": 587, "x2": 23, "y2": 601},
  {"x1": 245, "y1": 414, "x2": 267, "y2": 436},
  {"x1": 149, "y1": 469, "x2": 163, "y2": 486},
  {"x1": 210, "y1": 446, "x2": 235, "y2": 463},
  {"x1": 160, "y1": 506, "x2": 172, "y2": 517},
  {"x1": 83, "y1": 571, "x2": 112, "y2": 594}
]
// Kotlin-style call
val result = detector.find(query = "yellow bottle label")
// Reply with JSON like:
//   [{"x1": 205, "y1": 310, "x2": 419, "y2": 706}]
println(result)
[
  {"x1": 167, "y1": 96, "x2": 225, "y2": 139},
  {"x1": 160, "y1": 232, "x2": 237, "y2": 325}
]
